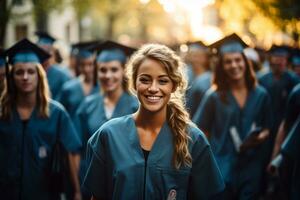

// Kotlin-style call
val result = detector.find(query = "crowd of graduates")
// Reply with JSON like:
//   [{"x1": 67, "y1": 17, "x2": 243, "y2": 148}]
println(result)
[{"x1": 0, "y1": 30, "x2": 299, "y2": 200}]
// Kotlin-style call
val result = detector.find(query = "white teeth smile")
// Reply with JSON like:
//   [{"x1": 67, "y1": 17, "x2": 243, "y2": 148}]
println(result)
[{"x1": 147, "y1": 96, "x2": 161, "y2": 100}]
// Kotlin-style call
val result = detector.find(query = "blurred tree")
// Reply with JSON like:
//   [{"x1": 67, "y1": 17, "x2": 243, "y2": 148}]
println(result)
[
  {"x1": 71, "y1": 0, "x2": 97, "y2": 40},
  {"x1": 89, "y1": 0, "x2": 167, "y2": 41},
  {"x1": 92, "y1": 0, "x2": 138, "y2": 39},
  {"x1": 0, "y1": 0, "x2": 13, "y2": 47},
  {"x1": 253, "y1": 0, "x2": 300, "y2": 45},
  {"x1": 217, "y1": 0, "x2": 291, "y2": 47},
  {"x1": 32, "y1": 0, "x2": 64, "y2": 31}
]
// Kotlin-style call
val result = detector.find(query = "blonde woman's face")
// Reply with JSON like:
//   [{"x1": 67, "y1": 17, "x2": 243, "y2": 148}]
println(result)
[
  {"x1": 13, "y1": 63, "x2": 38, "y2": 94},
  {"x1": 97, "y1": 60, "x2": 124, "y2": 93},
  {"x1": 135, "y1": 58, "x2": 174, "y2": 113}
]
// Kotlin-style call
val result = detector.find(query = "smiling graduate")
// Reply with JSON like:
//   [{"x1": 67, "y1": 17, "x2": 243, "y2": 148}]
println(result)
[
  {"x1": 82, "y1": 44, "x2": 225, "y2": 200},
  {"x1": 193, "y1": 33, "x2": 273, "y2": 199}
]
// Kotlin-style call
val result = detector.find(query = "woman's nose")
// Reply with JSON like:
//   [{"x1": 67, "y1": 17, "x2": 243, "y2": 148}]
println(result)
[
  {"x1": 148, "y1": 81, "x2": 159, "y2": 92},
  {"x1": 23, "y1": 72, "x2": 28, "y2": 79}
]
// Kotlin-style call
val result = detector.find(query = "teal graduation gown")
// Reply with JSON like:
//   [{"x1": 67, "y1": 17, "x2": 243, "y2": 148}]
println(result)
[
  {"x1": 258, "y1": 70, "x2": 300, "y2": 132},
  {"x1": 47, "y1": 64, "x2": 71, "y2": 100},
  {"x1": 281, "y1": 116, "x2": 300, "y2": 200},
  {"x1": 57, "y1": 78, "x2": 99, "y2": 121},
  {"x1": 82, "y1": 115, "x2": 225, "y2": 200},
  {"x1": 284, "y1": 83, "x2": 300, "y2": 132},
  {"x1": 0, "y1": 100, "x2": 81, "y2": 200},
  {"x1": 193, "y1": 86, "x2": 272, "y2": 197},
  {"x1": 75, "y1": 92, "x2": 139, "y2": 182},
  {"x1": 186, "y1": 71, "x2": 212, "y2": 118}
]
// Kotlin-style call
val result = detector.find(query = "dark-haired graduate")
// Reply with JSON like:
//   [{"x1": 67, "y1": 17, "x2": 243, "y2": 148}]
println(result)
[
  {"x1": 57, "y1": 42, "x2": 100, "y2": 122},
  {"x1": 0, "y1": 39, "x2": 81, "y2": 200},
  {"x1": 184, "y1": 41, "x2": 212, "y2": 118},
  {"x1": 193, "y1": 33, "x2": 272, "y2": 199},
  {"x1": 82, "y1": 44, "x2": 224, "y2": 200},
  {"x1": 258, "y1": 45, "x2": 300, "y2": 143},
  {"x1": 35, "y1": 31, "x2": 71, "y2": 100}
]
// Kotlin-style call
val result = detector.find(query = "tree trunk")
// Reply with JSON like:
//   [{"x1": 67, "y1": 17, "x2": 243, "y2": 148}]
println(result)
[
  {"x1": 35, "y1": 9, "x2": 49, "y2": 31},
  {"x1": 106, "y1": 14, "x2": 116, "y2": 39},
  {"x1": 0, "y1": 0, "x2": 12, "y2": 47}
]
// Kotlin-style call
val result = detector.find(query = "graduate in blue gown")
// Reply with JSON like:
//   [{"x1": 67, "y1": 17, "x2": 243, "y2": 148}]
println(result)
[
  {"x1": 281, "y1": 115, "x2": 300, "y2": 200},
  {"x1": 268, "y1": 83, "x2": 300, "y2": 199},
  {"x1": 184, "y1": 41, "x2": 210, "y2": 116},
  {"x1": 271, "y1": 83, "x2": 300, "y2": 158},
  {"x1": 193, "y1": 33, "x2": 272, "y2": 199},
  {"x1": 75, "y1": 41, "x2": 139, "y2": 199},
  {"x1": 35, "y1": 31, "x2": 71, "y2": 100},
  {"x1": 258, "y1": 45, "x2": 300, "y2": 135},
  {"x1": 58, "y1": 42, "x2": 99, "y2": 122},
  {"x1": 0, "y1": 48, "x2": 5, "y2": 94},
  {"x1": 186, "y1": 70, "x2": 212, "y2": 118},
  {"x1": 268, "y1": 115, "x2": 300, "y2": 200},
  {"x1": 0, "y1": 39, "x2": 82, "y2": 200},
  {"x1": 82, "y1": 44, "x2": 225, "y2": 200},
  {"x1": 184, "y1": 41, "x2": 209, "y2": 86}
]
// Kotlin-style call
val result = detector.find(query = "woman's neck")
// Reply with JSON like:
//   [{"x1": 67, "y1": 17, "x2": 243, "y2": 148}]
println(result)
[
  {"x1": 16, "y1": 92, "x2": 36, "y2": 120},
  {"x1": 80, "y1": 74, "x2": 93, "y2": 84},
  {"x1": 229, "y1": 78, "x2": 246, "y2": 91},
  {"x1": 134, "y1": 106, "x2": 167, "y2": 131},
  {"x1": 16, "y1": 92, "x2": 36, "y2": 108},
  {"x1": 104, "y1": 87, "x2": 123, "y2": 104}
]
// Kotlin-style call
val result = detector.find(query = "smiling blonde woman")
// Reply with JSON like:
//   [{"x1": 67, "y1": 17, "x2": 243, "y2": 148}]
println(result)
[{"x1": 82, "y1": 43, "x2": 225, "y2": 200}]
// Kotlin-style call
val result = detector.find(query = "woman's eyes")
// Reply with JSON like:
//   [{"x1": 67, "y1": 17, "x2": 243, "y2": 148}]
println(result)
[
  {"x1": 28, "y1": 69, "x2": 36, "y2": 74},
  {"x1": 14, "y1": 69, "x2": 36, "y2": 75},
  {"x1": 159, "y1": 79, "x2": 169, "y2": 84},
  {"x1": 111, "y1": 67, "x2": 119, "y2": 73},
  {"x1": 98, "y1": 67, "x2": 119, "y2": 73},
  {"x1": 15, "y1": 70, "x2": 24, "y2": 75},
  {"x1": 139, "y1": 78, "x2": 150, "y2": 83},
  {"x1": 139, "y1": 78, "x2": 169, "y2": 84}
]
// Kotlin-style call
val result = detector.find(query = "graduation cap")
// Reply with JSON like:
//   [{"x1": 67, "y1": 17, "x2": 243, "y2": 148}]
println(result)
[
  {"x1": 35, "y1": 31, "x2": 56, "y2": 46},
  {"x1": 209, "y1": 33, "x2": 247, "y2": 55},
  {"x1": 71, "y1": 40, "x2": 100, "y2": 59},
  {"x1": 5, "y1": 38, "x2": 51, "y2": 65},
  {"x1": 4, "y1": 38, "x2": 51, "y2": 93},
  {"x1": 91, "y1": 40, "x2": 136, "y2": 64},
  {"x1": 268, "y1": 45, "x2": 290, "y2": 57},
  {"x1": 0, "y1": 48, "x2": 5, "y2": 67},
  {"x1": 186, "y1": 40, "x2": 208, "y2": 52}
]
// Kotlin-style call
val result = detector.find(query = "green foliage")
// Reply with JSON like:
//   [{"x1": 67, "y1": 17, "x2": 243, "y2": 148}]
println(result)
[
  {"x1": 71, "y1": 0, "x2": 96, "y2": 19},
  {"x1": 253, "y1": 0, "x2": 300, "y2": 42},
  {"x1": 253, "y1": 0, "x2": 300, "y2": 21}
]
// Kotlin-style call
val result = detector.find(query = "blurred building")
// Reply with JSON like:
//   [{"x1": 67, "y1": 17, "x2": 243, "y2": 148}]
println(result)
[{"x1": 5, "y1": 0, "x2": 79, "y2": 47}]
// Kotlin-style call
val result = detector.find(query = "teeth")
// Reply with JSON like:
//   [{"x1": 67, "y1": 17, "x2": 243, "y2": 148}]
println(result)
[{"x1": 147, "y1": 96, "x2": 160, "y2": 100}]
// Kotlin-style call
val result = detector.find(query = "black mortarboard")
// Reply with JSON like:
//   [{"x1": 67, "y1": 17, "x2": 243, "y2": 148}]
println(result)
[
  {"x1": 209, "y1": 33, "x2": 248, "y2": 55},
  {"x1": 268, "y1": 45, "x2": 290, "y2": 56},
  {"x1": 71, "y1": 40, "x2": 100, "y2": 59},
  {"x1": 35, "y1": 31, "x2": 56, "y2": 46},
  {"x1": 187, "y1": 40, "x2": 208, "y2": 52},
  {"x1": 5, "y1": 38, "x2": 51, "y2": 65},
  {"x1": 91, "y1": 40, "x2": 136, "y2": 64}
]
